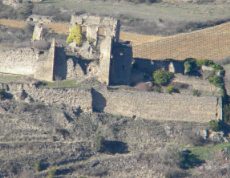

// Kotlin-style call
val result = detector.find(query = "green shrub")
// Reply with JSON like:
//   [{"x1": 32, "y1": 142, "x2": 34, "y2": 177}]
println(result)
[
  {"x1": 153, "y1": 85, "x2": 162, "y2": 93},
  {"x1": 208, "y1": 75, "x2": 224, "y2": 88},
  {"x1": 196, "y1": 59, "x2": 224, "y2": 72},
  {"x1": 153, "y1": 70, "x2": 174, "y2": 86},
  {"x1": 166, "y1": 85, "x2": 178, "y2": 94},
  {"x1": 196, "y1": 59, "x2": 213, "y2": 67},
  {"x1": 47, "y1": 166, "x2": 57, "y2": 178},
  {"x1": 184, "y1": 58, "x2": 198, "y2": 75},
  {"x1": 66, "y1": 24, "x2": 82, "y2": 46},
  {"x1": 179, "y1": 149, "x2": 204, "y2": 169},
  {"x1": 94, "y1": 134, "x2": 105, "y2": 152},
  {"x1": 192, "y1": 89, "x2": 201, "y2": 97},
  {"x1": 209, "y1": 120, "x2": 221, "y2": 132},
  {"x1": 34, "y1": 161, "x2": 42, "y2": 172}
]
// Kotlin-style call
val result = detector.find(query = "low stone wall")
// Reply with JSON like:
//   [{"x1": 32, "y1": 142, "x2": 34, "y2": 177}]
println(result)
[
  {"x1": 93, "y1": 88, "x2": 222, "y2": 123},
  {"x1": 0, "y1": 83, "x2": 92, "y2": 112},
  {"x1": 0, "y1": 83, "x2": 222, "y2": 123}
]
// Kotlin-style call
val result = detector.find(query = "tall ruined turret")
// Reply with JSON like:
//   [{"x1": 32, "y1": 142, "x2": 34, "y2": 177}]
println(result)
[{"x1": 69, "y1": 14, "x2": 132, "y2": 85}]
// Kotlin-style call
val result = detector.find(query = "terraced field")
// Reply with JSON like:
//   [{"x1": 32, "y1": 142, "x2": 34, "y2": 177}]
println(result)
[{"x1": 133, "y1": 22, "x2": 230, "y2": 61}]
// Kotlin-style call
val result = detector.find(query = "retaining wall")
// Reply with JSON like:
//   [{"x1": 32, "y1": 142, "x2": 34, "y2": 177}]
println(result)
[
  {"x1": 0, "y1": 83, "x2": 92, "y2": 112},
  {"x1": 94, "y1": 88, "x2": 222, "y2": 123},
  {"x1": 0, "y1": 83, "x2": 222, "y2": 123}
]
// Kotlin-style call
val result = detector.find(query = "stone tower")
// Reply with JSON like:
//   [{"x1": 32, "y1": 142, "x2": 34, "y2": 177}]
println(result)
[{"x1": 70, "y1": 14, "x2": 121, "y2": 85}]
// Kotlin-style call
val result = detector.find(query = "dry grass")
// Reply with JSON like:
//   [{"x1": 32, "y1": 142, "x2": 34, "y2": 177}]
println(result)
[
  {"x1": 120, "y1": 32, "x2": 164, "y2": 45},
  {"x1": 46, "y1": 22, "x2": 69, "y2": 34},
  {"x1": 0, "y1": 18, "x2": 229, "y2": 61},
  {"x1": 0, "y1": 19, "x2": 26, "y2": 29}
]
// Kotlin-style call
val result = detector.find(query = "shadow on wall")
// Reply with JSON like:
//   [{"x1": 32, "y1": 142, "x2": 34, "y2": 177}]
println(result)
[
  {"x1": 91, "y1": 88, "x2": 106, "y2": 112},
  {"x1": 66, "y1": 55, "x2": 93, "y2": 75},
  {"x1": 54, "y1": 51, "x2": 94, "y2": 80},
  {"x1": 110, "y1": 42, "x2": 133, "y2": 86},
  {"x1": 54, "y1": 47, "x2": 67, "y2": 80},
  {"x1": 130, "y1": 58, "x2": 184, "y2": 85}
]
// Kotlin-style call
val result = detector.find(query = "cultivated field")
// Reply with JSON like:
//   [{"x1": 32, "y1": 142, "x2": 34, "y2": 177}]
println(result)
[{"x1": 133, "y1": 22, "x2": 230, "y2": 60}]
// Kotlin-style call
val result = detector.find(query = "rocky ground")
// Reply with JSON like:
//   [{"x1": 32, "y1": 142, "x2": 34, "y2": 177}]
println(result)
[{"x1": 0, "y1": 96, "x2": 229, "y2": 178}]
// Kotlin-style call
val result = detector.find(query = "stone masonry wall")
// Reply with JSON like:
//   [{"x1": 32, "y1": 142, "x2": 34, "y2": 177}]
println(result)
[
  {"x1": 98, "y1": 37, "x2": 112, "y2": 85},
  {"x1": 93, "y1": 88, "x2": 222, "y2": 123},
  {"x1": 0, "y1": 83, "x2": 92, "y2": 112},
  {"x1": 34, "y1": 39, "x2": 55, "y2": 81},
  {"x1": 0, "y1": 82, "x2": 222, "y2": 123},
  {"x1": 0, "y1": 39, "x2": 61, "y2": 82},
  {"x1": 0, "y1": 48, "x2": 39, "y2": 76}
]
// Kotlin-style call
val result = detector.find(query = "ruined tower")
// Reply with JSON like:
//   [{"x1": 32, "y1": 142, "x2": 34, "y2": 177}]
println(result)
[{"x1": 70, "y1": 14, "x2": 121, "y2": 85}]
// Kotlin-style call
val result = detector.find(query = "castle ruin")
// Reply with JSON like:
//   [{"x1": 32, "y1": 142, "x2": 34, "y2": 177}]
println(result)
[{"x1": 0, "y1": 14, "x2": 223, "y2": 123}]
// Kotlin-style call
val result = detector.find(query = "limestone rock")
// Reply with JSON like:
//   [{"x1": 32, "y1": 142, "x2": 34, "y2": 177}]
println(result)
[
  {"x1": 66, "y1": 58, "x2": 77, "y2": 79},
  {"x1": 209, "y1": 131, "x2": 226, "y2": 142},
  {"x1": 201, "y1": 65, "x2": 214, "y2": 72},
  {"x1": 168, "y1": 62, "x2": 175, "y2": 73},
  {"x1": 87, "y1": 62, "x2": 99, "y2": 77},
  {"x1": 32, "y1": 24, "x2": 44, "y2": 41},
  {"x1": 75, "y1": 63, "x2": 85, "y2": 78},
  {"x1": 86, "y1": 25, "x2": 99, "y2": 46},
  {"x1": 78, "y1": 41, "x2": 96, "y2": 59},
  {"x1": 200, "y1": 129, "x2": 208, "y2": 140},
  {"x1": 14, "y1": 89, "x2": 28, "y2": 101}
]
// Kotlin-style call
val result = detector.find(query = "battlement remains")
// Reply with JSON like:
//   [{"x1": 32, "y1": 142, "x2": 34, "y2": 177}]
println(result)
[{"x1": 70, "y1": 14, "x2": 120, "y2": 42}]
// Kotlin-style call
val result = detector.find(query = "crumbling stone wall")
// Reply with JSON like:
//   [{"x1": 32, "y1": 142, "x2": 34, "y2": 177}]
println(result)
[
  {"x1": 70, "y1": 14, "x2": 121, "y2": 85},
  {"x1": 0, "y1": 81, "x2": 222, "y2": 122},
  {"x1": 27, "y1": 14, "x2": 53, "y2": 24},
  {"x1": 0, "y1": 39, "x2": 58, "y2": 81},
  {"x1": 34, "y1": 39, "x2": 56, "y2": 81},
  {"x1": 70, "y1": 14, "x2": 120, "y2": 42},
  {"x1": 0, "y1": 83, "x2": 92, "y2": 112},
  {"x1": 0, "y1": 48, "x2": 40, "y2": 75},
  {"x1": 93, "y1": 87, "x2": 222, "y2": 123}
]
